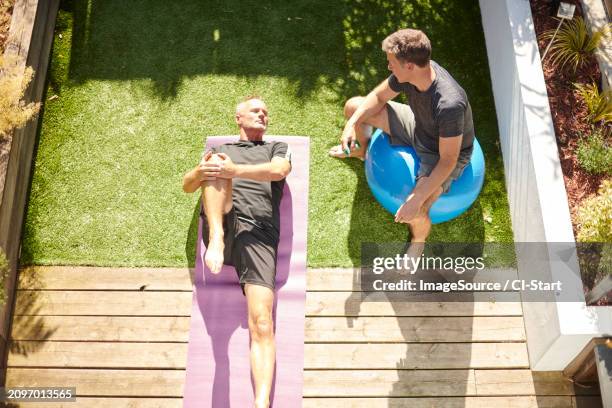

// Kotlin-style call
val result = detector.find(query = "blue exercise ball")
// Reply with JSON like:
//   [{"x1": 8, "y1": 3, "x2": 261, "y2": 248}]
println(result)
[{"x1": 365, "y1": 129, "x2": 485, "y2": 224}]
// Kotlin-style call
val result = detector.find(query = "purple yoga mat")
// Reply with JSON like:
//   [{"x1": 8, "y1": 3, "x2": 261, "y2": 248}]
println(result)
[{"x1": 183, "y1": 136, "x2": 309, "y2": 407}]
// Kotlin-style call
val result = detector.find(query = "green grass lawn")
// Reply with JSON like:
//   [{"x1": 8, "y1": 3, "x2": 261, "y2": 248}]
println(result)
[{"x1": 21, "y1": 0, "x2": 513, "y2": 268}]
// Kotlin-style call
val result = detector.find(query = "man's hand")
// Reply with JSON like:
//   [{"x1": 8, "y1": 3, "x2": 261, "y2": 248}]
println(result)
[
  {"x1": 198, "y1": 151, "x2": 222, "y2": 181},
  {"x1": 341, "y1": 122, "x2": 358, "y2": 153},
  {"x1": 214, "y1": 153, "x2": 238, "y2": 179},
  {"x1": 394, "y1": 194, "x2": 423, "y2": 224}
]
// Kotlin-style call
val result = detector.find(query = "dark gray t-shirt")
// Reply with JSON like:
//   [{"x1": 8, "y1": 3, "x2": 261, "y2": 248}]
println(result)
[
  {"x1": 388, "y1": 60, "x2": 474, "y2": 164},
  {"x1": 208, "y1": 140, "x2": 291, "y2": 232}
]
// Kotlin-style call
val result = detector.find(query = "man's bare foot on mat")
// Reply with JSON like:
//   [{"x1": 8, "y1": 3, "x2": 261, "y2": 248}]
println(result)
[{"x1": 205, "y1": 236, "x2": 224, "y2": 274}]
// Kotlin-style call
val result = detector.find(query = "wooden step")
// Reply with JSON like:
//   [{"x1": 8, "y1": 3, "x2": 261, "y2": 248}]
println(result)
[
  {"x1": 7, "y1": 342, "x2": 187, "y2": 369},
  {"x1": 14, "y1": 291, "x2": 193, "y2": 316},
  {"x1": 11, "y1": 316, "x2": 192, "y2": 342},
  {"x1": 8, "y1": 342, "x2": 527, "y2": 370},
  {"x1": 19, "y1": 266, "x2": 193, "y2": 291},
  {"x1": 5, "y1": 368, "x2": 185, "y2": 396},
  {"x1": 11, "y1": 315, "x2": 524, "y2": 343},
  {"x1": 303, "y1": 369, "x2": 582, "y2": 397},
  {"x1": 306, "y1": 292, "x2": 522, "y2": 316},
  {"x1": 304, "y1": 343, "x2": 529, "y2": 369},
  {"x1": 302, "y1": 396, "x2": 601, "y2": 408},
  {"x1": 305, "y1": 316, "x2": 525, "y2": 342}
]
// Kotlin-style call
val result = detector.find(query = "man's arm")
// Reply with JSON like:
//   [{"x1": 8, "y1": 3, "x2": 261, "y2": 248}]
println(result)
[
  {"x1": 183, "y1": 151, "x2": 214, "y2": 193},
  {"x1": 209, "y1": 154, "x2": 291, "y2": 182},
  {"x1": 394, "y1": 135, "x2": 462, "y2": 223},
  {"x1": 342, "y1": 79, "x2": 399, "y2": 150},
  {"x1": 411, "y1": 135, "x2": 462, "y2": 201}
]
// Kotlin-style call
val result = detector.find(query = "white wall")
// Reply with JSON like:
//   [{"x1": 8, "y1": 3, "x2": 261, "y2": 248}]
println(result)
[{"x1": 479, "y1": 0, "x2": 611, "y2": 371}]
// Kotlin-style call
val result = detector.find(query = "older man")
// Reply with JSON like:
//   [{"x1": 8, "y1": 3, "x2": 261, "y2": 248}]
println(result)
[
  {"x1": 330, "y1": 28, "x2": 474, "y2": 246},
  {"x1": 183, "y1": 97, "x2": 291, "y2": 408}
]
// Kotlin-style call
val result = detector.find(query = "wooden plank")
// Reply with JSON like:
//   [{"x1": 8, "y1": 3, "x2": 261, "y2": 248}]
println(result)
[
  {"x1": 7, "y1": 342, "x2": 187, "y2": 368},
  {"x1": 306, "y1": 292, "x2": 523, "y2": 316},
  {"x1": 304, "y1": 343, "x2": 529, "y2": 369},
  {"x1": 474, "y1": 370, "x2": 581, "y2": 396},
  {"x1": 305, "y1": 316, "x2": 525, "y2": 342},
  {"x1": 304, "y1": 369, "x2": 476, "y2": 397},
  {"x1": 303, "y1": 396, "x2": 575, "y2": 408},
  {"x1": 307, "y1": 268, "x2": 518, "y2": 291},
  {"x1": 5, "y1": 368, "x2": 185, "y2": 396},
  {"x1": 18, "y1": 266, "x2": 193, "y2": 291},
  {"x1": 14, "y1": 291, "x2": 193, "y2": 316},
  {"x1": 6, "y1": 398, "x2": 182, "y2": 408},
  {"x1": 303, "y1": 369, "x2": 584, "y2": 397},
  {"x1": 15, "y1": 290, "x2": 522, "y2": 317},
  {"x1": 11, "y1": 316, "x2": 191, "y2": 342},
  {"x1": 574, "y1": 396, "x2": 604, "y2": 408}
]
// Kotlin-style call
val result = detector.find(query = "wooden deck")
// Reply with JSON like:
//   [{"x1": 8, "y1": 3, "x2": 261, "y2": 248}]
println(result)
[{"x1": 6, "y1": 266, "x2": 602, "y2": 407}]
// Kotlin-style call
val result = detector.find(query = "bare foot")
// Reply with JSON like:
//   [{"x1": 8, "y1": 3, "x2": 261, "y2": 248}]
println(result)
[
  {"x1": 328, "y1": 144, "x2": 365, "y2": 160},
  {"x1": 205, "y1": 236, "x2": 224, "y2": 274}
]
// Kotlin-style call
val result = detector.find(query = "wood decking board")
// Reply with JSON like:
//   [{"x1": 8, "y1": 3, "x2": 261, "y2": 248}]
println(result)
[
  {"x1": 6, "y1": 266, "x2": 598, "y2": 407},
  {"x1": 306, "y1": 291, "x2": 523, "y2": 316},
  {"x1": 304, "y1": 316, "x2": 526, "y2": 342}
]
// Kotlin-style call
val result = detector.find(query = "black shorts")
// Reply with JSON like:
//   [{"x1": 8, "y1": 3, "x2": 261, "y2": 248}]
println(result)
[{"x1": 201, "y1": 207, "x2": 279, "y2": 294}]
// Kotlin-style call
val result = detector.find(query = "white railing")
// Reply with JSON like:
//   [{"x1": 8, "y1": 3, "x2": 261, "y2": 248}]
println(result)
[{"x1": 479, "y1": 0, "x2": 612, "y2": 371}]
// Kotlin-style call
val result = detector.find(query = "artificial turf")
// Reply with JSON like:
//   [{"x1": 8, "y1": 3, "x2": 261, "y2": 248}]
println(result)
[{"x1": 21, "y1": 0, "x2": 513, "y2": 268}]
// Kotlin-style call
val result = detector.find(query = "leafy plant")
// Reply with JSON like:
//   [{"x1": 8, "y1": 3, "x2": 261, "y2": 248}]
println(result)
[
  {"x1": 574, "y1": 82, "x2": 612, "y2": 124},
  {"x1": 577, "y1": 179, "x2": 612, "y2": 242},
  {"x1": 576, "y1": 127, "x2": 612, "y2": 174},
  {"x1": 542, "y1": 17, "x2": 612, "y2": 73},
  {"x1": 0, "y1": 55, "x2": 40, "y2": 139}
]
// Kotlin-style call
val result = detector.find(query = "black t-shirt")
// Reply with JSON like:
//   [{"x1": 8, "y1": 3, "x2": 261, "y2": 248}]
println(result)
[
  {"x1": 208, "y1": 140, "x2": 291, "y2": 233},
  {"x1": 388, "y1": 60, "x2": 475, "y2": 163}
]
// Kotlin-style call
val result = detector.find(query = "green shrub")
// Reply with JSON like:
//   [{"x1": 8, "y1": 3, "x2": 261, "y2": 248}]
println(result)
[
  {"x1": 576, "y1": 128, "x2": 612, "y2": 174},
  {"x1": 574, "y1": 82, "x2": 612, "y2": 124},
  {"x1": 542, "y1": 17, "x2": 612, "y2": 73},
  {"x1": 577, "y1": 179, "x2": 612, "y2": 242}
]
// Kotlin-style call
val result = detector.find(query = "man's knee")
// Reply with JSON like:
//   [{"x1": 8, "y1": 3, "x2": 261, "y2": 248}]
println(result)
[
  {"x1": 344, "y1": 96, "x2": 365, "y2": 118},
  {"x1": 249, "y1": 310, "x2": 274, "y2": 341}
]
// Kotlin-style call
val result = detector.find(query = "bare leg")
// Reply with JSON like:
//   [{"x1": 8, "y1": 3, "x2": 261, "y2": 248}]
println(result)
[
  {"x1": 202, "y1": 154, "x2": 233, "y2": 274},
  {"x1": 407, "y1": 178, "x2": 443, "y2": 243},
  {"x1": 245, "y1": 284, "x2": 275, "y2": 408},
  {"x1": 329, "y1": 96, "x2": 391, "y2": 159}
]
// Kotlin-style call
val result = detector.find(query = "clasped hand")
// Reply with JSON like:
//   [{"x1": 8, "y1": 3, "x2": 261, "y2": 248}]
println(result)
[
  {"x1": 199, "y1": 151, "x2": 237, "y2": 181},
  {"x1": 394, "y1": 194, "x2": 422, "y2": 224}
]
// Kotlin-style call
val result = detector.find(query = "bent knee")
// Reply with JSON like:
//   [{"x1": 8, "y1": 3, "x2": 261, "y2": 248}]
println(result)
[
  {"x1": 344, "y1": 96, "x2": 366, "y2": 118},
  {"x1": 205, "y1": 153, "x2": 225, "y2": 164}
]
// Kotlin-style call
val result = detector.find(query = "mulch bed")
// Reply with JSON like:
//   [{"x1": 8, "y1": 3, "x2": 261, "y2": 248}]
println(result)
[
  {"x1": 530, "y1": 0, "x2": 610, "y2": 304},
  {"x1": 0, "y1": 0, "x2": 15, "y2": 54},
  {"x1": 530, "y1": 0, "x2": 609, "y2": 236}
]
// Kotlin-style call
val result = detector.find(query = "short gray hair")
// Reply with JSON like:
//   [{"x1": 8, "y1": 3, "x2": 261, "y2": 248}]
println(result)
[{"x1": 236, "y1": 95, "x2": 264, "y2": 114}]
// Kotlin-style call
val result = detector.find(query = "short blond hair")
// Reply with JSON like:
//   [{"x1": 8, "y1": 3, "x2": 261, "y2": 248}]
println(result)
[{"x1": 382, "y1": 29, "x2": 431, "y2": 67}]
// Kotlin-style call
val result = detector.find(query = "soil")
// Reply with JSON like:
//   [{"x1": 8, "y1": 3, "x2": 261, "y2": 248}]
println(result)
[
  {"x1": 530, "y1": 0, "x2": 610, "y2": 305},
  {"x1": 0, "y1": 0, "x2": 15, "y2": 54},
  {"x1": 530, "y1": 0, "x2": 609, "y2": 232}
]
